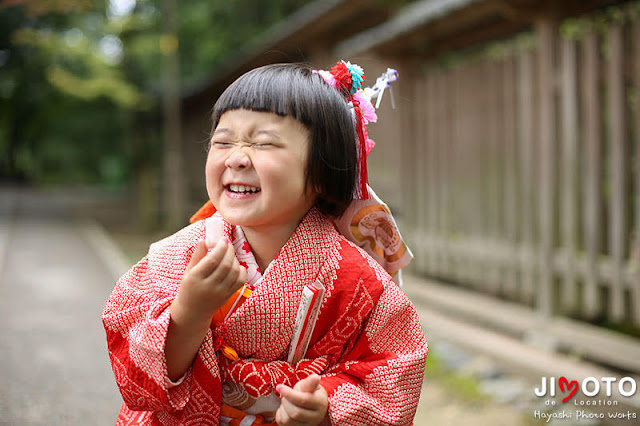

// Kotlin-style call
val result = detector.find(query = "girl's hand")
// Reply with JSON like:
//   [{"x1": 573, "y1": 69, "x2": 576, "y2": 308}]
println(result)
[
  {"x1": 166, "y1": 237, "x2": 246, "y2": 382},
  {"x1": 275, "y1": 375, "x2": 329, "y2": 426},
  {"x1": 173, "y1": 237, "x2": 247, "y2": 324}
]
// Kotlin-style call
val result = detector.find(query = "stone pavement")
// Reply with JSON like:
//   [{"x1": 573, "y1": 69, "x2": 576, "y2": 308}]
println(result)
[{"x1": 0, "y1": 187, "x2": 122, "y2": 425}]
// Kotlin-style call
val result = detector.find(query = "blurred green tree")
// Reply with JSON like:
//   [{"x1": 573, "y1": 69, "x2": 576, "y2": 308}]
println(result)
[
  {"x1": 0, "y1": 0, "x2": 312, "y2": 224},
  {"x1": 0, "y1": 0, "x2": 145, "y2": 185}
]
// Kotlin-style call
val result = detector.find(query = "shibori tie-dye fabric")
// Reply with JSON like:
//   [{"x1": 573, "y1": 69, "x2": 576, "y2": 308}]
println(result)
[{"x1": 103, "y1": 208, "x2": 427, "y2": 425}]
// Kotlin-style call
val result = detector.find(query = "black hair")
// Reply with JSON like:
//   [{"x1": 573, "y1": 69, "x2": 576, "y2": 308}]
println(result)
[{"x1": 211, "y1": 63, "x2": 357, "y2": 217}]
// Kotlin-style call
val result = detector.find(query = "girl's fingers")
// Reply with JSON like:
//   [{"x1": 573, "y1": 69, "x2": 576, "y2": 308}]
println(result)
[
  {"x1": 199, "y1": 240, "x2": 247, "y2": 291},
  {"x1": 276, "y1": 396, "x2": 316, "y2": 425},
  {"x1": 277, "y1": 383, "x2": 320, "y2": 410},
  {"x1": 186, "y1": 240, "x2": 208, "y2": 271},
  {"x1": 216, "y1": 259, "x2": 247, "y2": 293},
  {"x1": 276, "y1": 377, "x2": 328, "y2": 424},
  {"x1": 194, "y1": 238, "x2": 231, "y2": 277}
]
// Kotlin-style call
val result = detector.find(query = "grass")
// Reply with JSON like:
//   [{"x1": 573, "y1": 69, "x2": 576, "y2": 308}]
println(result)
[{"x1": 424, "y1": 349, "x2": 489, "y2": 403}]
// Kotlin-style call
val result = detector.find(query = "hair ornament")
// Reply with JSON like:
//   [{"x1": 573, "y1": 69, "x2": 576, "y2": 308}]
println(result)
[
  {"x1": 329, "y1": 61, "x2": 364, "y2": 95},
  {"x1": 324, "y1": 64, "x2": 411, "y2": 283},
  {"x1": 315, "y1": 61, "x2": 398, "y2": 200},
  {"x1": 364, "y1": 68, "x2": 399, "y2": 109}
]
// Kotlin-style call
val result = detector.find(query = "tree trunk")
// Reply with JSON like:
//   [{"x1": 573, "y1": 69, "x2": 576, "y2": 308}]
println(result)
[{"x1": 161, "y1": 0, "x2": 186, "y2": 230}]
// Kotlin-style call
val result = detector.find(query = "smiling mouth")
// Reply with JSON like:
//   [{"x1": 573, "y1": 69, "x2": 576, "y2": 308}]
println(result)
[{"x1": 227, "y1": 184, "x2": 261, "y2": 194}]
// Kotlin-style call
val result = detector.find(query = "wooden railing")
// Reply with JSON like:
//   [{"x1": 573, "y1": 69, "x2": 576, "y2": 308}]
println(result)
[{"x1": 367, "y1": 3, "x2": 640, "y2": 329}]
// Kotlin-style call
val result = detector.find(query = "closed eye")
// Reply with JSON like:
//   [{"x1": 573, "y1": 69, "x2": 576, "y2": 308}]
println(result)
[
  {"x1": 211, "y1": 141, "x2": 234, "y2": 148},
  {"x1": 254, "y1": 142, "x2": 274, "y2": 148}
]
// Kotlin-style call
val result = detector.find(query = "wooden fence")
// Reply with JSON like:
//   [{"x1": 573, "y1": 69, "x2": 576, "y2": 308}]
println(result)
[{"x1": 367, "y1": 4, "x2": 640, "y2": 328}]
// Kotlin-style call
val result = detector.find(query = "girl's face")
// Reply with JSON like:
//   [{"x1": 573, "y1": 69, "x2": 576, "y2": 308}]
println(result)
[{"x1": 206, "y1": 109, "x2": 316, "y2": 232}]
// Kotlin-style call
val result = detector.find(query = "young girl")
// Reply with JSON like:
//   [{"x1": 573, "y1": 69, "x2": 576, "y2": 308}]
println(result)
[{"x1": 103, "y1": 62, "x2": 427, "y2": 425}]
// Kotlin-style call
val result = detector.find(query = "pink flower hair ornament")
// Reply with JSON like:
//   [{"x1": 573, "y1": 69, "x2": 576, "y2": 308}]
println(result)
[{"x1": 313, "y1": 61, "x2": 398, "y2": 200}]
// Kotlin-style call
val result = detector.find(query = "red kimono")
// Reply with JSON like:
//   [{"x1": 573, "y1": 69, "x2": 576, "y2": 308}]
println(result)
[{"x1": 103, "y1": 208, "x2": 427, "y2": 425}]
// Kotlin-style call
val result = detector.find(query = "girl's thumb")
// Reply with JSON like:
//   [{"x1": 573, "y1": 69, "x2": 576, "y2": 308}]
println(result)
[{"x1": 295, "y1": 374, "x2": 321, "y2": 393}]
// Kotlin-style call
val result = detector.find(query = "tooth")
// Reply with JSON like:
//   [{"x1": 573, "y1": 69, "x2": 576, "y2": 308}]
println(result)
[{"x1": 239, "y1": 185, "x2": 246, "y2": 192}]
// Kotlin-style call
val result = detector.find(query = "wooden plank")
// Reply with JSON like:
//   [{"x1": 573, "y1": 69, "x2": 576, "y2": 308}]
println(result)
[
  {"x1": 480, "y1": 60, "x2": 492, "y2": 291},
  {"x1": 426, "y1": 72, "x2": 438, "y2": 275},
  {"x1": 634, "y1": 20, "x2": 640, "y2": 326},
  {"x1": 467, "y1": 63, "x2": 482, "y2": 287},
  {"x1": 560, "y1": 36, "x2": 579, "y2": 312},
  {"x1": 536, "y1": 17, "x2": 557, "y2": 317},
  {"x1": 415, "y1": 75, "x2": 428, "y2": 273},
  {"x1": 411, "y1": 233, "x2": 636, "y2": 289},
  {"x1": 582, "y1": 30, "x2": 602, "y2": 319},
  {"x1": 435, "y1": 71, "x2": 446, "y2": 276},
  {"x1": 518, "y1": 50, "x2": 536, "y2": 304},
  {"x1": 607, "y1": 23, "x2": 627, "y2": 322},
  {"x1": 460, "y1": 65, "x2": 474, "y2": 283},
  {"x1": 404, "y1": 274, "x2": 640, "y2": 375},
  {"x1": 430, "y1": 71, "x2": 440, "y2": 276},
  {"x1": 399, "y1": 62, "x2": 417, "y2": 236},
  {"x1": 503, "y1": 55, "x2": 519, "y2": 299},
  {"x1": 489, "y1": 58, "x2": 503, "y2": 294},
  {"x1": 450, "y1": 67, "x2": 464, "y2": 283},
  {"x1": 441, "y1": 70, "x2": 452, "y2": 278},
  {"x1": 496, "y1": 57, "x2": 507, "y2": 294}
]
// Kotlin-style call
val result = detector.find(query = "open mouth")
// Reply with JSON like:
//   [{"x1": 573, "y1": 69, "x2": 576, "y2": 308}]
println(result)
[{"x1": 227, "y1": 184, "x2": 261, "y2": 194}]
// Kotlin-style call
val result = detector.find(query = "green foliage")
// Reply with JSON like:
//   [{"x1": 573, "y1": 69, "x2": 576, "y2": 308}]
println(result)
[
  {"x1": 561, "y1": 0, "x2": 640, "y2": 39},
  {"x1": 0, "y1": 1, "x2": 141, "y2": 184},
  {"x1": 0, "y1": 0, "x2": 314, "y2": 186},
  {"x1": 425, "y1": 349, "x2": 488, "y2": 403},
  {"x1": 175, "y1": 0, "x2": 313, "y2": 86}
]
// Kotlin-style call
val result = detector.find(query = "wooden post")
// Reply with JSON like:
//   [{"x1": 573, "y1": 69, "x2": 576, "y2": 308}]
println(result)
[
  {"x1": 415, "y1": 75, "x2": 428, "y2": 273},
  {"x1": 440, "y1": 71, "x2": 451, "y2": 278},
  {"x1": 536, "y1": 17, "x2": 557, "y2": 317},
  {"x1": 517, "y1": 50, "x2": 535, "y2": 304},
  {"x1": 450, "y1": 67, "x2": 461, "y2": 282},
  {"x1": 479, "y1": 60, "x2": 491, "y2": 290},
  {"x1": 503, "y1": 56, "x2": 518, "y2": 299},
  {"x1": 582, "y1": 30, "x2": 602, "y2": 319},
  {"x1": 634, "y1": 20, "x2": 640, "y2": 326},
  {"x1": 560, "y1": 36, "x2": 578, "y2": 312},
  {"x1": 487, "y1": 58, "x2": 502, "y2": 294},
  {"x1": 607, "y1": 23, "x2": 626, "y2": 322},
  {"x1": 427, "y1": 72, "x2": 438, "y2": 274},
  {"x1": 400, "y1": 61, "x2": 419, "y2": 249},
  {"x1": 435, "y1": 71, "x2": 446, "y2": 276}
]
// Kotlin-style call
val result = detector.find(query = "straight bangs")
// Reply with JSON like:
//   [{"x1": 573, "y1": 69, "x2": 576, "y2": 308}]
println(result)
[{"x1": 212, "y1": 64, "x2": 326, "y2": 129}]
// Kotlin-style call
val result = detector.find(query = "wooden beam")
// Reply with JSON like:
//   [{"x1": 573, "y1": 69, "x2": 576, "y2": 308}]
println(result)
[{"x1": 496, "y1": 0, "x2": 608, "y2": 23}]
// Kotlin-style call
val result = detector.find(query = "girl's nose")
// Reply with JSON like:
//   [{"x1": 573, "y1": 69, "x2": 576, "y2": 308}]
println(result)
[{"x1": 224, "y1": 148, "x2": 251, "y2": 170}]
